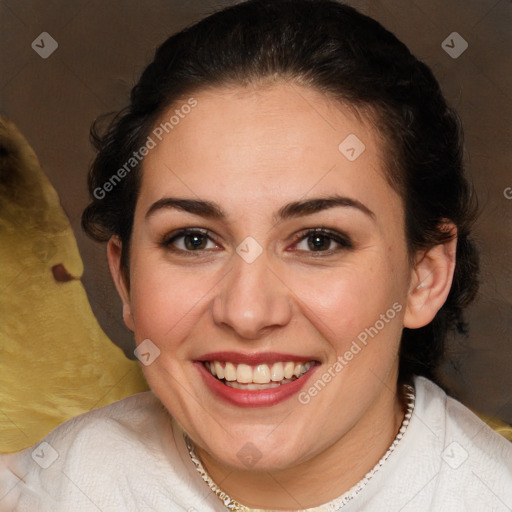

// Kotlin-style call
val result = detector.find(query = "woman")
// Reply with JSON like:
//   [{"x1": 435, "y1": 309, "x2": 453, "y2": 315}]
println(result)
[{"x1": 1, "y1": 0, "x2": 511, "y2": 510}]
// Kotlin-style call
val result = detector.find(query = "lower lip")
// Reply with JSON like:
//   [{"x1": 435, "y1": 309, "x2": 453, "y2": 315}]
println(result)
[{"x1": 194, "y1": 361, "x2": 319, "y2": 407}]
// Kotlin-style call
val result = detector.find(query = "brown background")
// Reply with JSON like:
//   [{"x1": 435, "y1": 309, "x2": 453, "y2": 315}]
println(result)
[{"x1": 1, "y1": 0, "x2": 511, "y2": 422}]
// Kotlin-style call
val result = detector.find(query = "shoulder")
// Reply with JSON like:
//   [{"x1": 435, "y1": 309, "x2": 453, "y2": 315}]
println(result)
[
  {"x1": 32, "y1": 391, "x2": 169, "y2": 452},
  {"x1": 0, "y1": 392, "x2": 188, "y2": 511},
  {"x1": 415, "y1": 375, "x2": 512, "y2": 454},
  {"x1": 412, "y1": 376, "x2": 512, "y2": 507},
  {"x1": 4, "y1": 390, "x2": 174, "y2": 462}
]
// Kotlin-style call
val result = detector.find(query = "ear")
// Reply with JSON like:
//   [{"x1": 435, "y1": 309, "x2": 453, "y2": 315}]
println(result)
[
  {"x1": 107, "y1": 236, "x2": 135, "y2": 332},
  {"x1": 403, "y1": 224, "x2": 457, "y2": 329}
]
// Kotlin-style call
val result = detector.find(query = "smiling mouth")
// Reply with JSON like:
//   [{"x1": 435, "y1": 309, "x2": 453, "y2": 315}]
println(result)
[{"x1": 203, "y1": 360, "x2": 317, "y2": 390}]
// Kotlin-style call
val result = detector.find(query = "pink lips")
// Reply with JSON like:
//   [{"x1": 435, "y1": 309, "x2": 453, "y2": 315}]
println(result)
[{"x1": 194, "y1": 353, "x2": 319, "y2": 407}]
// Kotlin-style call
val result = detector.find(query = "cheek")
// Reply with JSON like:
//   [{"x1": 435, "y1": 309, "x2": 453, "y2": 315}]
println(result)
[
  {"x1": 128, "y1": 258, "x2": 214, "y2": 342},
  {"x1": 292, "y1": 256, "x2": 405, "y2": 353}
]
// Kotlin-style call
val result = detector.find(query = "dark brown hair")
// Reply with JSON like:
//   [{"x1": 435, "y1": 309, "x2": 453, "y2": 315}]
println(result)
[{"x1": 82, "y1": 0, "x2": 479, "y2": 383}]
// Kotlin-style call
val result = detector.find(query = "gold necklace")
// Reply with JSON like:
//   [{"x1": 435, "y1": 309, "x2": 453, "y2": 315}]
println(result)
[{"x1": 184, "y1": 383, "x2": 415, "y2": 511}]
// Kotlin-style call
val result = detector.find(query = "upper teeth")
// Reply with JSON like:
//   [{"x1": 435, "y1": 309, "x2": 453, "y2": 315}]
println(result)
[{"x1": 204, "y1": 361, "x2": 314, "y2": 384}]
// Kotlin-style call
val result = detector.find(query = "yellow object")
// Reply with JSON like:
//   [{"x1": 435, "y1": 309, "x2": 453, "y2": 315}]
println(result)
[
  {"x1": 0, "y1": 117, "x2": 148, "y2": 454},
  {"x1": 476, "y1": 413, "x2": 512, "y2": 442}
]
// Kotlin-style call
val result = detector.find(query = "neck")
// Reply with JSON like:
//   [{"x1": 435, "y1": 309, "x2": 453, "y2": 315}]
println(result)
[{"x1": 195, "y1": 377, "x2": 407, "y2": 510}]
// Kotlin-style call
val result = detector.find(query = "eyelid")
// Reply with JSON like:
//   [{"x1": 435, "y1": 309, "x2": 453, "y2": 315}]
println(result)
[
  {"x1": 161, "y1": 228, "x2": 222, "y2": 253},
  {"x1": 160, "y1": 226, "x2": 353, "y2": 256},
  {"x1": 290, "y1": 227, "x2": 353, "y2": 252}
]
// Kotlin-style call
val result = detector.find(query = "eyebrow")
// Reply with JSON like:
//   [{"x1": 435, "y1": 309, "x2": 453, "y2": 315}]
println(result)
[
  {"x1": 146, "y1": 198, "x2": 224, "y2": 219},
  {"x1": 145, "y1": 195, "x2": 375, "y2": 222},
  {"x1": 276, "y1": 195, "x2": 375, "y2": 222}
]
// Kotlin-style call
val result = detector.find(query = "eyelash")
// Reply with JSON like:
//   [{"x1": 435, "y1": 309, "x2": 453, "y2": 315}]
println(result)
[
  {"x1": 160, "y1": 227, "x2": 353, "y2": 256},
  {"x1": 160, "y1": 228, "x2": 218, "y2": 256},
  {"x1": 290, "y1": 227, "x2": 353, "y2": 254}
]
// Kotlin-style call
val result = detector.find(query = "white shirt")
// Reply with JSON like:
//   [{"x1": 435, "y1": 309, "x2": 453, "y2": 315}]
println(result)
[{"x1": 1, "y1": 376, "x2": 511, "y2": 511}]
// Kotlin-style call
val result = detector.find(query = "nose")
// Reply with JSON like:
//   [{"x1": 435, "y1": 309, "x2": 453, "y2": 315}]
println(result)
[{"x1": 212, "y1": 251, "x2": 293, "y2": 340}]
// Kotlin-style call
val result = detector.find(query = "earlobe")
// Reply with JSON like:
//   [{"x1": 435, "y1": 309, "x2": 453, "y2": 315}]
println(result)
[
  {"x1": 403, "y1": 225, "x2": 457, "y2": 329},
  {"x1": 107, "y1": 236, "x2": 134, "y2": 332},
  {"x1": 122, "y1": 304, "x2": 134, "y2": 330}
]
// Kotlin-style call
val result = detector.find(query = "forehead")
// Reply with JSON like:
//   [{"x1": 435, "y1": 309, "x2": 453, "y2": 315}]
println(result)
[{"x1": 138, "y1": 82, "x2": 398, "y2": 215}]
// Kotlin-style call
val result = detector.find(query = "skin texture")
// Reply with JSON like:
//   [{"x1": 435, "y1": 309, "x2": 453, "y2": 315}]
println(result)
[{"x1": 107, "y1": 82, "x2": 456, "y2": 509}]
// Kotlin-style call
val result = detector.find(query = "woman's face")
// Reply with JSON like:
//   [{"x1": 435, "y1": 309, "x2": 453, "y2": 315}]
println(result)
[{"x1": 116, "y1": 83, "x2": 415, "y2": 471}]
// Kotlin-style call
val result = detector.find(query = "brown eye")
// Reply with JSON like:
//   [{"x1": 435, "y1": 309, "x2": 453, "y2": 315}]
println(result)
[
  {"x1": 293, "y1": 228, "x2": 353, "y2": 253},
  {"x1": 183, "y1": 233, "x2": 208, "y2": 250},
  {"x1": 163, "y1": 229, "x2": 219, "y2": 253},
  {"x1": 306, "y1": 234, "x2": 333, "y2": 251}
]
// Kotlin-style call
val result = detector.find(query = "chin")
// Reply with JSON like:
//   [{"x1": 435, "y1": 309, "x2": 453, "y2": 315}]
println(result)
[{"x1": 208, "y1": 428, "x2": 316, "y2": 472}]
